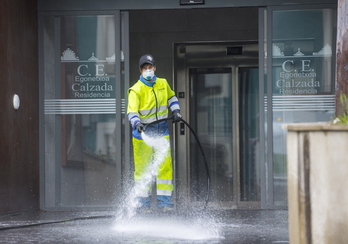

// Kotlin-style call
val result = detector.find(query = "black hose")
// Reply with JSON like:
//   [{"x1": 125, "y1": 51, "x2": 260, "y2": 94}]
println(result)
[
  {"x1": 144, "y1": 117, "x2": 211, "y2": 210},
  {"x1": 179, "y1": 118, "x2": 211, "y2": 209},
  {"x1": 0, "y1": 215, "x2": 114, "y2": 231},
  {"x1": 0, "y1": 118, "x2": 210, "y2": 232}
]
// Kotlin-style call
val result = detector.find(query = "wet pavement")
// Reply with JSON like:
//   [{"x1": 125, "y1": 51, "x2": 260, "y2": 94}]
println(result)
[{"x1": 0, "y1": 209, "x2": 289, "y2": 243}]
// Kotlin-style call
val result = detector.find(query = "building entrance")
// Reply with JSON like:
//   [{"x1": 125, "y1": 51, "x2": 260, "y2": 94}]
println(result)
[
  {"x1": 174, "y1": 42, "x2": 260, "y2": 209},
  {"x1": 39, "y1": 5, "x2": 337, "y2": 210}
]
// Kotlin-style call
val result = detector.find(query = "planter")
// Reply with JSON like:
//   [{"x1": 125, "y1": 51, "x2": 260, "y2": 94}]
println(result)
[{"x1": 284, "y1": 123, "x2": 348, "y2": 244}]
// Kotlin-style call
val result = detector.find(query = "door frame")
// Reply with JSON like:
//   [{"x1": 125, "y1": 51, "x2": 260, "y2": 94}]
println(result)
[{"x1": 173, "y1": 41, "x2": 260, "y2": 210}]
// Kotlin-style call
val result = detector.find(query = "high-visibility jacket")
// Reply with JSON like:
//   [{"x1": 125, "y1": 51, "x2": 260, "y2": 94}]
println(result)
[
  {"x1": 127, "y1": 77, "x2": 180, "y2": 139},
  {"x1": 127, "y1": 77, "x2": 179, "y2": 199}
]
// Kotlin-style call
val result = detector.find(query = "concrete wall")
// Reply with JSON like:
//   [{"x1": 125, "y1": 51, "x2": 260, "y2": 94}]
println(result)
[{"x1": 0, "y1": 0, "x2": 40, "y2": 213}]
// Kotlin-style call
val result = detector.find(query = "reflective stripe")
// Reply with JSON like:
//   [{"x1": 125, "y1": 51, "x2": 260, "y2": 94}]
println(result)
[
  {"x1": 170, "y1": 104, "x2": 180, "y2": 111},
  {"x1": 168, "y1": 96, "x2": 178, "y2": 105},
  {"x1": 141, "y1": 114, "x2": 168, "y2": 124},
  {"x1": 156, "y1": 178, "x2": 173, "y2": 185},
  {"x1": 158, "y1": 105, "x2": 168, "y2": 112},
  {"x1": 168, "y1": 96, "x2": 180, "y2": 112},
  {"x1": 128, "y1": 112, "x2": 139, "y2": 120},
  {"x1": 139, "y1": 105, "x2": 169, "y2": 116},
  {"x1": 157, "y1": 189, "x2": 172, "y2": 196},
  {"x1": 139, "y1": 107, "x2": 157, "y2": 116}
]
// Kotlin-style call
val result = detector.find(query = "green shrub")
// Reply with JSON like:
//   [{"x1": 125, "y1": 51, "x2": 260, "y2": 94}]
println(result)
[{"x1": 332, "y1": 93, "x2": 348, "y2": 125}]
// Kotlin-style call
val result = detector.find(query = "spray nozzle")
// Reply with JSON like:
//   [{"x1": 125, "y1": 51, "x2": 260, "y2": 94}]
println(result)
[
  {"x1": 172, "y1": 111, "x2": 182, "y2": 123},
  {"x1": 136, "y1": 122, "x2": 145, "y2": 133}
]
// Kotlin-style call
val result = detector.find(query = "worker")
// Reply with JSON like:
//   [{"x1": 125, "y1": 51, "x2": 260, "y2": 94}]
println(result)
[{"x1": 127, "y1": 54, "x2": 182, "y2": 211}]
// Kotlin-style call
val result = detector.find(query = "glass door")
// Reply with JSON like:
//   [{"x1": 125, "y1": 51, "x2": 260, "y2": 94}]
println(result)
[
  {"x1": 186, "y1": 65, "x2": 260, "y2": 208},
  {"x1": 239, "y1": 67, "x2": 260, "y2": 203},
  {"x1": 41, "y1": 13, "x2": 125, "y2": 210},
  {"x1": 260, "y1": 6, "x2": 337, "y2": 208},
  {"x1": 189, "y1": 68, "x2": 234, "y2": 203}
]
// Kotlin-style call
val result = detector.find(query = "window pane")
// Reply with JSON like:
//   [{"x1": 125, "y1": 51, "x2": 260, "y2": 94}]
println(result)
[
  {"x1": 239, "y1": 67, "x2": 260, "y2": 202},
  {"x1": 189, "y1": 68, "x2": 233, "y2": 202},
  {"x1": 43, "y1": 16, "x2": 118, "y2": 208},
  {"x1": 271, "y1": 9, "x2": 335, "y2": 206}
]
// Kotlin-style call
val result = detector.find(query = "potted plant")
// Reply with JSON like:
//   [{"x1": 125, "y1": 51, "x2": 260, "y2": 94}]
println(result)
[
  {"x1": 284, "y1": 92, "x2": 348, "y2": 244},
  {"x1": 332, "y1": 93, "x2": 348, "y2": 125}
]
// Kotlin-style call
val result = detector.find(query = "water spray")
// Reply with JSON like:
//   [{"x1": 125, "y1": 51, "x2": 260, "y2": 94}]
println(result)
[
  {"x1": 116, "y1": 132, "x2": 171, "y2": 219},
  {"x1": 144, "y1": 116, "x2": 211, "y2": 210},
  {"x1": 0, "y1": 118, "x2": 214, "y2": 238}
]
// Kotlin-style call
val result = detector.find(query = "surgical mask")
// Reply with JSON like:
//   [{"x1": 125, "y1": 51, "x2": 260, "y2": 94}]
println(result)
[{"x1": 142, "y1": 69, "x2": 155, "y2": 80}]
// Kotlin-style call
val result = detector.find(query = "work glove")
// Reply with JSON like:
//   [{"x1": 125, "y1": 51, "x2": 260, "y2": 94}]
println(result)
[
  {"x1": 135, "y1": 122, "x2": 145, "y2": 133},
  {"x1": 172, "y1": 110, "x2": 182, "y2": 123}
]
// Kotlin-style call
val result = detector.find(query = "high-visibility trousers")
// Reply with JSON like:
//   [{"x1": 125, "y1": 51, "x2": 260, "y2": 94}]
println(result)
[{"x1": 132, "y1": 135, "x2": 173, "y2": 197}]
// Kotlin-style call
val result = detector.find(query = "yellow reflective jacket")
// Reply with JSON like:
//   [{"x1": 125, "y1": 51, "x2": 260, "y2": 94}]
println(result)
[{"x1": 127, "y1": 77, "x2": 180, "y2": 138}]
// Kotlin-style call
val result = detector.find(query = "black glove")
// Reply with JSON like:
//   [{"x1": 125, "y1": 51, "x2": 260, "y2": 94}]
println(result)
[
  {"x1": 135, "y1": 122, "x2": 145, "y2": 133},
  {"x1": 172, "y1": 110, "x2": 182, "y2": 123}
]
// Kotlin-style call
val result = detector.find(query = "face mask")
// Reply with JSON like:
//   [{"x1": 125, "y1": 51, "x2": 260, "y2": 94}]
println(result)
[{"x1": 142, "y1": 69, "x2": 155, "y2": 80}]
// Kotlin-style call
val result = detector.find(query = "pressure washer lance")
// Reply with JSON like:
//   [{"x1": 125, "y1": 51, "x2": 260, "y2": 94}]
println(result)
[{"x1": 142, "y1": 117, "x2": 211, "y2": 210}]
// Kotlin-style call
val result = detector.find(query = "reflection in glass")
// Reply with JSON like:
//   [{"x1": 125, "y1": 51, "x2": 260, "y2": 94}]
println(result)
[
  {"x1": 189, "y1": 68, "x2": 233, "y2": 202},
  {"x1": 43, "y1": 15, "x2": 118, "y2": 208},
  {"x1": 239, "y1": 67, "x2": 260, "y2": 202},
  {"x1": 271, "y1": 9, "x2": 335, "y2": 206}
]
